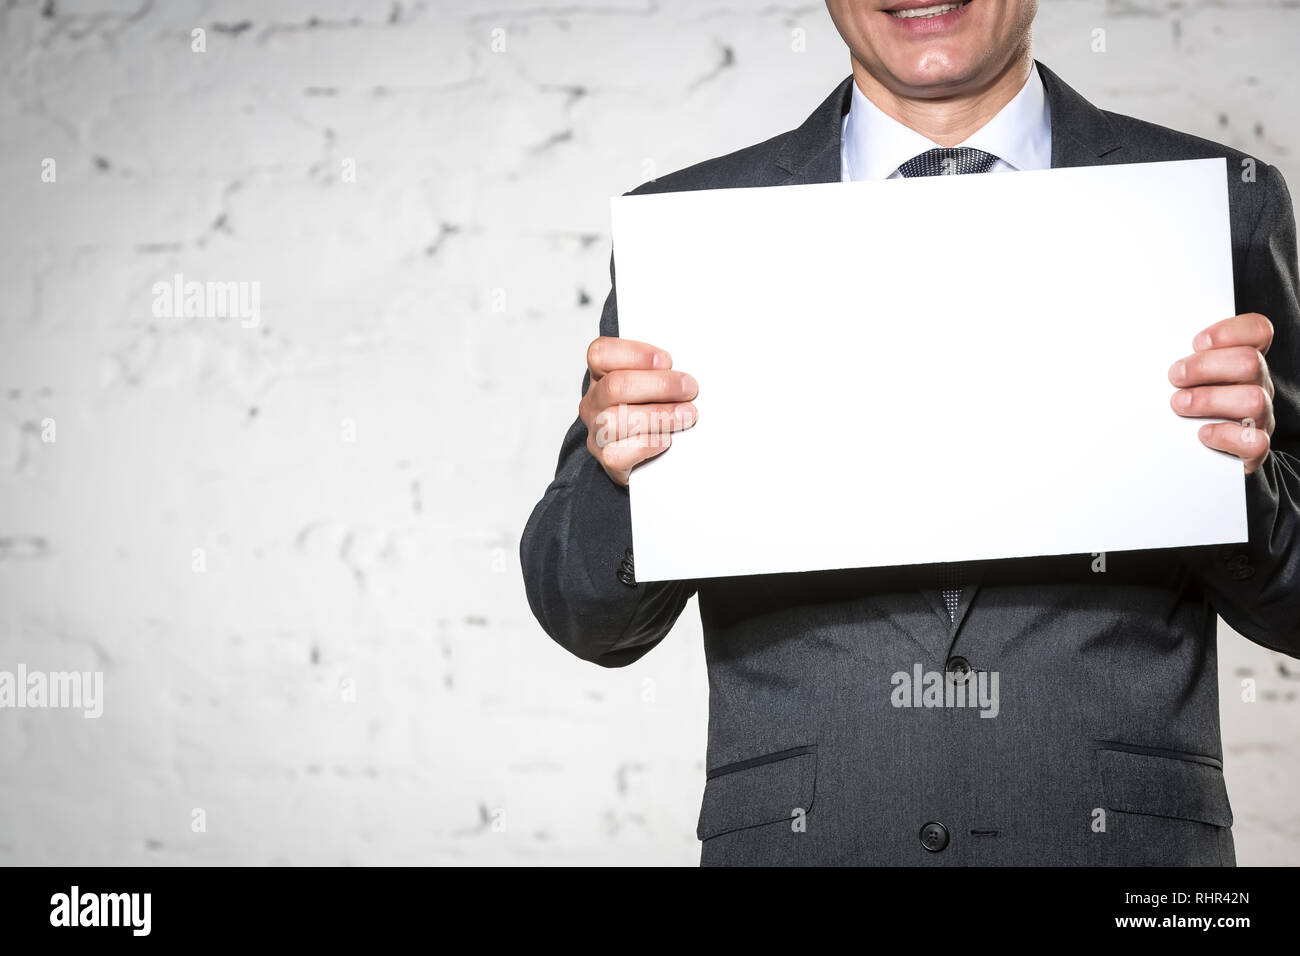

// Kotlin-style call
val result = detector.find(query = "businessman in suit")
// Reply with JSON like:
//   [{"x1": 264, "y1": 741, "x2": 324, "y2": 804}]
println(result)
[{"x1": 521, "y1": 0, "x2": 1300, "y2": 865}]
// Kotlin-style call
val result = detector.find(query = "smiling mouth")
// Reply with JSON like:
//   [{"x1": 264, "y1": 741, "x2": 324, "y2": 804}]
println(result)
[{"x1": 888, "y1": 1, "x2": 972, "y2": 18}]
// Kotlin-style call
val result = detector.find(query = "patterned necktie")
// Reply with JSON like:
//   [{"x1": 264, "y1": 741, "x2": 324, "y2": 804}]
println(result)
[
  {"x1": 936, "y1": 563, "x2": 969, "y2": 624},
  {"x1": 898, "y1": 147, "x2": 1000, "y2": 620},
  {"x1": 897, "y1": 146, "x2": 999, "y2": 179}
]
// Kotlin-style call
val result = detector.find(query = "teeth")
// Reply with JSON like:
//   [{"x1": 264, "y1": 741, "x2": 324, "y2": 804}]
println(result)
[{"x1": 890, "y1": 2, "x2": 965, "y2": 18}]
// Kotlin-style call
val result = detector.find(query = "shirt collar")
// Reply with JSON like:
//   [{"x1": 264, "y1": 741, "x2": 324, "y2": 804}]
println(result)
[{"x1": 840, "y1": 62, "x2": 1052, "y2": 181}]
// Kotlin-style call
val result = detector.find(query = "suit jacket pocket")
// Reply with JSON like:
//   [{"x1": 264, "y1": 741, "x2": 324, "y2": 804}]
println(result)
[
  {"x1": 696, "y1": 745, "x2": 817, "y2": 841},
  {"x1": 1098, "y1": 745, "x2": 1233, "y2": 827}
]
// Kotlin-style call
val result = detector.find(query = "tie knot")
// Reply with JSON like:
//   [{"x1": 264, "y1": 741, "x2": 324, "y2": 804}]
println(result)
[{"x1": 897, "y1": 147, "x2": 999, "y2": 178}]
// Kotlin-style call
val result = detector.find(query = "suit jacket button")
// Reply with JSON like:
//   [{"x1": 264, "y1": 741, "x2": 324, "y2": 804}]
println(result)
[
  {"x1": 920, "y1": 821, "x2": 949, "y2": 852},
  {"x1": 946, "y1": 656, "x2": 972, "y2": 685}
]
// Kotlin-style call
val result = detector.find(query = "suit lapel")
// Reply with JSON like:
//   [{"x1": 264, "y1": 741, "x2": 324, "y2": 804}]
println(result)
[
  {"x1": 774, "y1": 77, "x2": 853, "y2": 186},
  {"x1": 1037, "y1": 61, "x2": 1124, "y2": 169}
]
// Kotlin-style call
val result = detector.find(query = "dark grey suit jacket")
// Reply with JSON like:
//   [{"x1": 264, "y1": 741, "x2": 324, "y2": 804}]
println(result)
[{"x1": 520, "y1": 62, "x2": 1300, "y2": 866}]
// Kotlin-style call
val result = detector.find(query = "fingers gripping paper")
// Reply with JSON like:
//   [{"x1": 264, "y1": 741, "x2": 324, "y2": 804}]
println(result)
[{"x1": 610, "y1": 159, "x2": 1246, "y2": 582}]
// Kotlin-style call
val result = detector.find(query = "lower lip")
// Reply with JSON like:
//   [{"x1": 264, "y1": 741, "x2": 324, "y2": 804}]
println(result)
[{"x1": 884, "y1": 2, "x2": 972, "y2": 35}]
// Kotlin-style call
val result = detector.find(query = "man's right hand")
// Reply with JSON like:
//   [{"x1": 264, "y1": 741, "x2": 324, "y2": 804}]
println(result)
[{"x1": 579, "y1": 336, "x2": 699, "y2": 487}]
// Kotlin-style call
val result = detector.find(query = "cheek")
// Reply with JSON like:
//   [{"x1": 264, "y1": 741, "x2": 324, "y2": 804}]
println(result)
[
  {"x1": 1010, "y1": 0, "x2": 1039, "y2": 43},
  {"x1": 828, "y1": 1, "x2": 874, "y2": 41}
]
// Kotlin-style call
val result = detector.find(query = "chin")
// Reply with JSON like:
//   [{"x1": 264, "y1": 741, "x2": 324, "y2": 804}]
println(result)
[
  {"x1": 887, "y1": 50, "x2": 986, "y2": 92},
  {"x1": 828, "y1": 0, "x2": 1036, "y2": 97}
]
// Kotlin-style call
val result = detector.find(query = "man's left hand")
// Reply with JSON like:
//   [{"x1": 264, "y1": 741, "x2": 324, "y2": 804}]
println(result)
[{"x1": 1169, "y1": 312, "x2": 1275, "y2": 475}]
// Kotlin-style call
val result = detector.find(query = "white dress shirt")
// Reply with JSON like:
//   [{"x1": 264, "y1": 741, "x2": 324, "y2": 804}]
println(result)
[{"x1": 840, "y1": 63, "x2": 1052, "y2": 182}]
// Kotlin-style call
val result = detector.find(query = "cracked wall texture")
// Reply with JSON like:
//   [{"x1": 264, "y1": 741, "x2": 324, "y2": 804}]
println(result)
[{"x1": 0, "y1": 0, "x2": 1298, "y2": 865}]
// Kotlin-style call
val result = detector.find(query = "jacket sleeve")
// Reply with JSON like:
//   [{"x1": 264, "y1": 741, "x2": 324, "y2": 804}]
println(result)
[
  {"x1": 1182, "y1": 162, "x2": 1300, "y2": 657},
  {"x1": 519, "y1": 251, "x2": 697, "y2": 667}
]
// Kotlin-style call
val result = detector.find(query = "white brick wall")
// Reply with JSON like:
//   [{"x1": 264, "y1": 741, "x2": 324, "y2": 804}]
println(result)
[{"x1": 0, "y1": 0, "x2": 1296, "y2": 865}]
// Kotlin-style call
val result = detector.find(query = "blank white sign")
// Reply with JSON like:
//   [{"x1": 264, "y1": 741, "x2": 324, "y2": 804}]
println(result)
[{"x1": 610, "y1": 158, "x2": 1246, "y2": 582}]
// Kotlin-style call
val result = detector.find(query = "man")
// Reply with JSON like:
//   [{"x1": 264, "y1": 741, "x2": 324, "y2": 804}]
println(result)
[{"x1": 521, "y1": 0, "x2": 1300, "y2": 865}]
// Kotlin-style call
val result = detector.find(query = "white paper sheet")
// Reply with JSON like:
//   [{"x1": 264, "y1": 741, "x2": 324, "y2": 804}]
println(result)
[{"x1": 610, "y1": 158, "x2": 1246, "y2": 582}]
